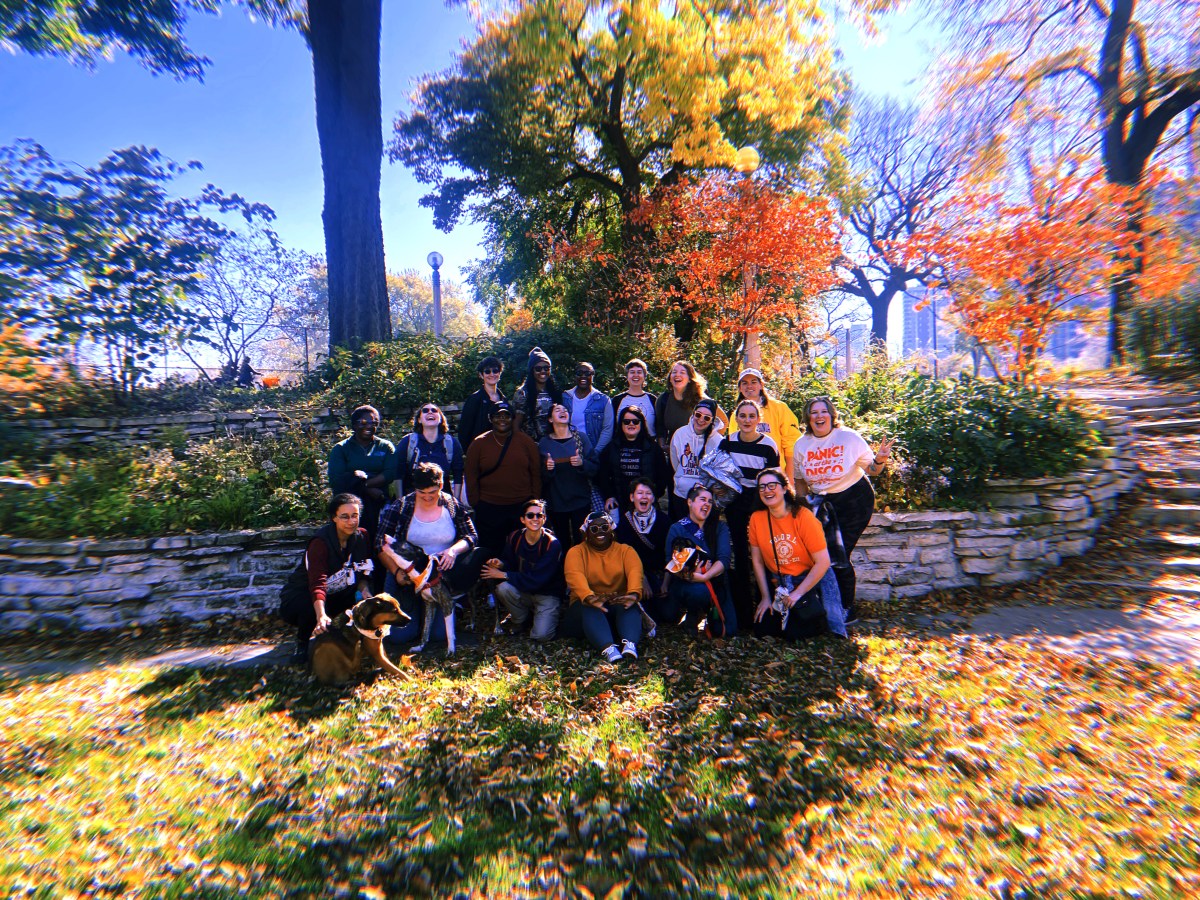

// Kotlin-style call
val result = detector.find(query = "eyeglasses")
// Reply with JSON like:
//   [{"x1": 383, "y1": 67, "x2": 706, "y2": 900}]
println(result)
[
  {"x1": 481, "y1": 367, "x2": 501, "y2": 375},
  {"x1": 586, "y1": 522, "x2": 613, "y2": 534},
  {"x1": 420, "y1": 406, "x2": 439, "y2": 414},
  {"x1": 523, "y1": 511, "x2": 546, "y2": 520},
  {"x1": 758, "y1": 482, "x2": 783, "y2": 493},
  {"x1": 334, "y1": 513, "x2": 360, "y2": 521},
  {"x1": 533, "y1": 364, "x2": 551, "y2": 373}
]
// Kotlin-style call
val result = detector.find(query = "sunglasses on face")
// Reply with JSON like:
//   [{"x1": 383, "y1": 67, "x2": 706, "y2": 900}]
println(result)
[
  {"x1": 693, "y1": 412, "x2": 713, "y2": 422},
  {"x1": 587, "y1": 522, "x2": 613, "y2": 534},
  {"x1": 355, "y1": 420, "x2": 380, "y2": 428},
  {"x1": 492, "y1": 412, "x2": 512, "y2": 419},
  {"x1": 481, "y1": 367, "x2": 501, "y2": 375},
  {"x1": 533, "y1": 365, "x2": 551, "y2": 373},
  {"x1": 524, "y1": 511, "x2": 546, "y2": 520},
  {"x1": 420, "y1": 406, "x2": 439, "y2": 414},
  {"x1": 575, "y1": 370, "x2": 592, "y2": 377},
  {"x1": 621, "y1": 419, "x2": 640, "y2": 426}
]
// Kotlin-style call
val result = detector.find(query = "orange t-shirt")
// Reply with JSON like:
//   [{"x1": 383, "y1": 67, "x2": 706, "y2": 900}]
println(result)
[{"x1": 747, "y1": 507, "x2": 827, "y2": 576}]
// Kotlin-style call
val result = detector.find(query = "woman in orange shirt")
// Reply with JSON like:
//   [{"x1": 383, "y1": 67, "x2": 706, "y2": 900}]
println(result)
[{"x1": 747, "y1": 467, "x2": 847, "y2": 639}]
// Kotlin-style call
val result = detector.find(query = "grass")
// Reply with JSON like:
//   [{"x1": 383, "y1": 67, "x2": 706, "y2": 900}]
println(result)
[{"x1": 1, "y1": 631, "x2": 1198, "y2": 899}]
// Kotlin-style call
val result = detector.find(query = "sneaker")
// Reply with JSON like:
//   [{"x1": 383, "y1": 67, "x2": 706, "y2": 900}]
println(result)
[
  {"x1": 620, "y1": 639, "x2": 638, "y2": 659},
  {"x1": 843, "y1": 608, "x2": 860, "y2": 626},
  {"x1": 602, "y1": 644, "x2": 623, "y2": 663},
  {"x1": 291, "y1": 642, "x2": 309, "y2": 667}
]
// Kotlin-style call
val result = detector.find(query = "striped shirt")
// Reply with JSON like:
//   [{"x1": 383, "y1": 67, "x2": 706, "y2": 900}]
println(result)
[{"x1": 719, "y1": 433, "x2": 780, "y2": 488}]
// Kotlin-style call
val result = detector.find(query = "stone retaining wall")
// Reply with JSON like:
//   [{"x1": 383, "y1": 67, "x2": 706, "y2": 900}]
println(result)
[
  {"x1": 0, "y1": 422, "x2": 1140, "y2": 633},
  {"x1": 8, "y1": 405, "x2": 463, "y2": 451}
]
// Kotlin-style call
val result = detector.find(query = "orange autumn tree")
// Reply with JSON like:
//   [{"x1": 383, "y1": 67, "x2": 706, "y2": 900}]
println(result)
[
  {"x1": 631, "y1": 175, "x2": 841, "y2": 367},
  {"x1": 929, "y1": 162, "x2": 1187, "y2": 380}
]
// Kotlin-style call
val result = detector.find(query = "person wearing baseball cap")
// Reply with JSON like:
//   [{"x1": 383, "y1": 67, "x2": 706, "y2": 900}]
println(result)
[
  {"x1": 736, "y1": 367, "x2": 801, "y2": 478},
  {"x1": 463, "y1": 400, "x2": 542, "y2": 555}
]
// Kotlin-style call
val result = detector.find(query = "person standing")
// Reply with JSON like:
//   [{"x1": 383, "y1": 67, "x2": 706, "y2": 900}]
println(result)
[
  {"x1": 612, "y1": 358, "x2": 658, "y2": 438},
  {"x1": 654, "y1": 361, "x2": 727, "y2": 451},
  {"x1": 539, "y1": 403, "x2": 598, "y2": 549},
  {"x1": 561, "y1": 512, "x2": 644, "y2": 663},
  {"x1": 464, "y1": 402, "x2": 542, "y2": 555},
  {"x1": 482, "y1": 499, "x2": 564, "y2": 642},
  {"x1": 720, "y1": 399, "x2": 780, "y2": 622},
  {"x1": 561, "y1": 360, "x2": 614, "y2": 454},
  {"x1": 598, "y1": 406, "x2": 669, "y2": 513},
  {"x1": 735, "y1": 368, "x2": 800, "y2": 480},
  {"x1": 395, "y1": 403, "x2": 465, "y2": 504},
  {"x1": 792, "y1": 396, "x2": 894, "y2": 625},
  {"x1": 327, "y1": 404, "x2": 396, "y2": 548},
  {"x1": 458, "y1": 356, "x2": 506, "y2": 453},
  {"x1": 512, "y1": 346, "x2": 563, "y2": 442},
  {"x1": 669, "y1": 399, "x2": 723, "y2": 521}
]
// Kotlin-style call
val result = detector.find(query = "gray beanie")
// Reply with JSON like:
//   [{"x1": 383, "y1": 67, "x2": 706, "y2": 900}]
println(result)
[{"x1": 528, "y1": 346, "x2": 551, "y2": 368}]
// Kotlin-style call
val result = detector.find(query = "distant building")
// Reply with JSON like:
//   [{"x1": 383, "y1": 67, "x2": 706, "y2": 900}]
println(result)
[{"x1": 901, "y1": 287, "x2": 950, "y2": 362}]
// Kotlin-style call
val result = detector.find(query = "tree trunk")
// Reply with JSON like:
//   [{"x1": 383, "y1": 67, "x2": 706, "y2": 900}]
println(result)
[
  {"x1": 308, "y1": 0, "x2": 390, "y2": 349},
  {"x1": 868, "y1": 292, "x2": 893, "y2": 350}
]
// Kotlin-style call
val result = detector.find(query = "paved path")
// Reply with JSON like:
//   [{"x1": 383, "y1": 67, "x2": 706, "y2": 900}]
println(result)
[{"x1": 0, "y1": 641, "x2": 294, "y2": 680}]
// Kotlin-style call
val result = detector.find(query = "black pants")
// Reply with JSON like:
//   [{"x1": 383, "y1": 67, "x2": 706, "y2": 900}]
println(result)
[
  {"x1": 549, "y1": 507, "x2": 588, "y2": 551},
  {"x1": 295, "y1": 587, "x2": 358, "y2": 644},
  {"x1": 474, "y1": 500, "x2": 527, "y2": 557},
  {"x1": 824, "y1": 477, "x2": 875, "y2": 615},
  {"x1": 724, "y1": 491, "x2": 762, "y2": 625}
]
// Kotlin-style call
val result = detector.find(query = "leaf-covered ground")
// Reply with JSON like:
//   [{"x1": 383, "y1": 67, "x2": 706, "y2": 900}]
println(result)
[{"x1": 2, "y1": 626, "x2": 1198, "y2": 899}]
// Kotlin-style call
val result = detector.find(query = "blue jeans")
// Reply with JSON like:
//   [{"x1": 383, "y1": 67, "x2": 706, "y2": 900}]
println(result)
[
  {"x1": 560, "y1": 601, "x2": 641, "y2": 650},
  {"x1": 655, "y1": 580, "x2": 737, "y2": 638}
]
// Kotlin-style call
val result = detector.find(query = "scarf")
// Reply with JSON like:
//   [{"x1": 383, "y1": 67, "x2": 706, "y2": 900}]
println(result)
[{"x1": 629, "y1": 506, "x2": 657, "y2": 534}]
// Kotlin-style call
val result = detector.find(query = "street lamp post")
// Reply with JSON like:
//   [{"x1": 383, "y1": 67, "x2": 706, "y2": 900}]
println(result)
[
  {"x1": 734, "y1": 146, "x2": 761, "y2": 368},
  {"x1": 427, "y1": 251, "x2": 444, "y2": 337}
]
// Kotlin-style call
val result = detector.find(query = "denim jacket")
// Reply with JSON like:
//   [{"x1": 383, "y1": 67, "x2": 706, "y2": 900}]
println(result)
[{"x1": 562, "y1": 389, "x2": 614, "y2": 454}]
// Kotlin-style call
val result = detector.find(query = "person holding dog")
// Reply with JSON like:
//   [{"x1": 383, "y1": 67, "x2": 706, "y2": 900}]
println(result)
[
  {"x1": 748, "y1": 467, "x2": 846, "y2": 640},
  {"x1": 658, "y1": 484, "x2": 737, "y2": 638},
  {"x1": 561, "y1": 511, "x2": 645, "y2": 663},
  {"x1": 376, "y1": 462, "x2": 487, "y2": 649},
  {"x1": 279, "y1": 492, "x2": 378, "y2": 664},
  {"x1": 482, "y1": 499, "x2": 564, "y2": 641}
]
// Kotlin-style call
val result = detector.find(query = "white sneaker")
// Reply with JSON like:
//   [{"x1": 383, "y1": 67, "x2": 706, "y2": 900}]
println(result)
[
  {"x1": 602, "y1": 644, "x2": 623, "y2": 663},
  {"x1": 620, "y1": 639, "x2": 638, "y2": 659}
]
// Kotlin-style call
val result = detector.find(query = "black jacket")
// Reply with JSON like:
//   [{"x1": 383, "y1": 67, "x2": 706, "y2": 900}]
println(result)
[
  {"x1": 596, "y1": 438, "x2": 670, "y2": 510},
  {"x1": 458, "y1": 387, "x2": 506, "y2": 453}
]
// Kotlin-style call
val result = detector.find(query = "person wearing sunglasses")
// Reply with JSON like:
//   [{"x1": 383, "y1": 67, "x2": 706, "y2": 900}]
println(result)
[
  {"x1": 463, "y1": 401, "x2": 542, "y2": 555},
  {"x1": 458, "y1": 356, "x2": 507, "y2": 454},
  {"x1": 396, "y1": 403, "x2": 465, "y2": 504},
  {"x1": 668, "y1": 398, "x2": 723, "y2": 521},
  {"x1": 561, "y1": 511, "x2": 645, "y2": 663},
  {"x1": 482, "y1": 499, "x2": 564, "y2": 642},
  {"x1": 512, "y1": 346, "x2": 564, "y2": 442},
  {"x1": 747, "y1": 467, "x2": 846, "y2": 639},
  {"x1": 561, "y1": 360, "x2": 615, "y2": 454},
  {"x1": 597, "y1": 405, "x2": 669, "y2": 513}
]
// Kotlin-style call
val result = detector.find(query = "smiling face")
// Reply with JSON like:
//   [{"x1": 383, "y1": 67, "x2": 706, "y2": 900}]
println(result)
[
  {"x1": 584, "y1": 515, "x2": 615, "y2": 550},
  {"x1": 735, "y1": 403, "x2": 760, "y2": 437},
  {"x1": 738, "y1": 374, "x2": 763, "y2": 401},
  {"x1": 756, "y1": 475, "x2": 786, "y2": 509},
  {"x1": 419, "y1": 403, "x2": 442, "y2": 429},
  {"x1": 480, "y1": 364, "x2": 502, "y2": 388},
  {"x1": 808, "y1": 401, "x2": 833, "y2": 438},
  {"x1": 574, "y1": 364, "x2": 594, "y2": 392},
  {"x1": 522, "y1": 503, "x2": 546, "y2": 535},
  {"x1": 692, "y1": 407, "x2": 714, "y2": 431},
  {"x1": 550, "y1": 403, "x2": 570, "y2": 425},
  {"x1": 626, "y1": 365, "x2": 645, "y2": 391},
  {"x1": 630, "y1": 483, "x2": 655, "y2": 512},
  {"x1": 532, "y1": 361, "x2": 551, "y2": 386},
  {"x1": 414, "y1": 484, "x2": 442, "y2": 510},
  {"x1": 619, "y1": 411, "x2": 643, "y2": 441},
  {"x1": 670, "y1": 364, "x2": 689, "y2": 390},
  {"x1": 332, "y1": 501, "x2": 362, "y2": 540},
  {"x1": 352, "y1": 411, "x2": 379, "y2": 444},
  {"x1": 490, "y1": 410, "x2": 513, "y2": 435},
  {"x1": 687, "y1": 488, "x2": 714, "y2": 524}
]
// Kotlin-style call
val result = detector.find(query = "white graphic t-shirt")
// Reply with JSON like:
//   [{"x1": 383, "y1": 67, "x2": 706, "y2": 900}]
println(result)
[{"x1": 793, "y1": 427, "x2": 873, "y2": 495}]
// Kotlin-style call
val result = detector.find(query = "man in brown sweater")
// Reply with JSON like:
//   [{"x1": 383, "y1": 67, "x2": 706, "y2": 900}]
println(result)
[{"x1": 464, "y1": 401, "x2": 542, "y2": 554}]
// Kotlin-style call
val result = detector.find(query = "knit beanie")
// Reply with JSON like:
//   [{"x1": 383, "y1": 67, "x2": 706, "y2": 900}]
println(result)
[{"x1": 528, "y1": 346, "x2": 552, "y2": 368}]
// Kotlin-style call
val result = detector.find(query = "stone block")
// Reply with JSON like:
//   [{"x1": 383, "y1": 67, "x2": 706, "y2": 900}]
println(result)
[
  {"x1": 888, "y1": 567, "x2": 934, "y2": 586},
  {"x1": 3, "y1": 539, "x2": 86, "y2": 557},
  {"x1": 79, "y1": 606, "x2": 130, "y2": 630},
  {"x1": 957, "y1": 527, "x2": 1021, "y2": 539},
  {"x1": 1009, "y1": 540, "x2": 1046, "y2": 561},
  {"x1": 910, "y1": 533, "x2": 954, "y2": 547},
  {"x1": 934, "y1": 577, "x2": 977, "y2": 591},
  {"x1": 215, "y1": 531, "x2": 259, "y2": 548},
  {"x1": 987, "y1": 492, "x2": 1040, "y2": 508},
  {"x1": 919, "y1": 547, "x2": 954, "y2": 564},
  {"x1": 2, "y1": 611, "x2": 38, "y2": 631},
  {"x1": 961, "y1": 556, "x2": 1007, "y2": 575},
  {"x1": 862, "y1": 547, "x2": 918, "y2": 564},
  {"x1": 854, "y1": 567, "x2": 891, "y2": 584},
  {"x1": 0, "y1": 557, "x2": 78, "y2": 575},
  {"x1": 856, "y1": 583, "x2": 892, "y2": 602},
  {"x1": 893, "y1": 584, "x2": 935, "y2": 599},
  {"x1": 933, "y1": 563, "x2": 962, "y2": 579},
  {"x1": 1041, "y1": 495, "x2": 1091, "y2": 512},
  {"x1": 89, "y1": 538, "x2": 151, "y2": 554},
  {"x1": 982, "y1": 569, "x2": 1034, "y2": 586},
  {"x1": 2, "y1": 575, "x2": 79, "y2": 596},
  {"x1": 150, "y1": 536, "x2": 191, "y2": 551},
  {"x1": 1055, "y1": 538, "x2": 1094, "y2": 557}
]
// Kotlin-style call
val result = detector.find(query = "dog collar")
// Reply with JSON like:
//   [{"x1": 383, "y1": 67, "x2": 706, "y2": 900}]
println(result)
[{"x1": 346, "y1": 608, "x2": 390, "y2": 640}]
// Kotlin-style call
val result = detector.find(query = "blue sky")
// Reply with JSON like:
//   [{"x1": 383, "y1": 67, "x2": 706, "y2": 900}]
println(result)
[{"x1": 0, "y1": 5, "x2": 930, "y2": 285}]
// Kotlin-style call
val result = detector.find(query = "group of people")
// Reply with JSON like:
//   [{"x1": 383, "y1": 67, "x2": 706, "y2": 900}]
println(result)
[{"x1": 287, "y1": 347, "x2": 893, "y2": 666}]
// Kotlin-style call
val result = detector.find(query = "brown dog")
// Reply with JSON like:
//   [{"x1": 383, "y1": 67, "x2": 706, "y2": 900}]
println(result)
[{"x1": 310, "y1": 593, "x2": 411, "y2": 686}]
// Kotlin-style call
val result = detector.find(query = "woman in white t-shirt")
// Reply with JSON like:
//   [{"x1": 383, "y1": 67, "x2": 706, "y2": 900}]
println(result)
[{"x1": 791, "y1": 396, "x2": 894, "y2": 625}]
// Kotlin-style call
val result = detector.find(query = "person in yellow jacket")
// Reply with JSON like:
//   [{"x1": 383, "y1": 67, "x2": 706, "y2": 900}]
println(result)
[
  {"x1": 736, "y1": 368, "x2": 801, "y2": 481},
  {"x1": 561, "y1": 512, "x2": 645, "y2": 663}
]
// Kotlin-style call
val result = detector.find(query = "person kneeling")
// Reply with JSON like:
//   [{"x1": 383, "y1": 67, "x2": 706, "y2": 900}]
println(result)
[
  {"x1": 561, "y1": 512, "x2": 644, "y2": 663},
  {"x1": 749, "y1": 468, "x2": 847, "y2": 640},
  {"x1": 482, "y1": 499, "x2": 564, "y2": 641},
  {"x1": 658, "y1": 484, "x2": 737, "y2": 638}
]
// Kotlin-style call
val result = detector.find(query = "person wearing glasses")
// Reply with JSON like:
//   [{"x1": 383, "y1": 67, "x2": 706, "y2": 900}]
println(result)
[
  {"x1": 482, "y1": 499, "x2": 564, "y2": 641},
  {"x1": 561, "y1": 511, "x2": 645, "y2": 663},
  {"x1": 458, "y1": 356, "x2": 507, "y2": 453},
  {"x1": 279, "y1": 493, "x2": 377, "y2": 664},
  {"x1": 598, "y1": 406, "x2": 669, "y2": 513},
  {"x1": 561, "y1": 360, "x2": 614, "y2": 454},
  {"x1": 612, "y1": 358, "x2": 658, "y2": 437},
  {"x1": 660, "y1": 484, "x2": 737, "y2": 638},
  {"x1": 748, "y1": 468, "x2": 847, "y2": 639},
  {"x1": 512, "y1": 346, "x2": 564, "y2": 442},
  {"x1": 654, "y1": 360, "x2": 727, "y2": 451},
  {"x1": 396, "y1": 403, "x2": 465, "y2": 504},
  {"x1": 327, "y1": 404, "x2": 397, "y2": 550},
  {"x1": 668, "y1": 398, "x2": 723, "y2": 521},
  {"x1": 793, "y1": 396, "x2": 894, "y2": 626},
  {"x1": 720, "y1": 399, "x2": 781, "y2": 623},
  {"x1": 463, "y1": 401, "x2": 542, "y2": 555}
]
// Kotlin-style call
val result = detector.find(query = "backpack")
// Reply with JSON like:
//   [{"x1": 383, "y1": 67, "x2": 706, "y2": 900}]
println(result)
[{"x1": 402, "y1": 432, "x2": 455, "y2": 481}]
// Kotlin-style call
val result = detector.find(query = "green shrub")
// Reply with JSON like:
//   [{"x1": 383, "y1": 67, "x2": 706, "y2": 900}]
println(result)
[{"x1": 0, "y1": 430, "x2": 329, "y2": 539}]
